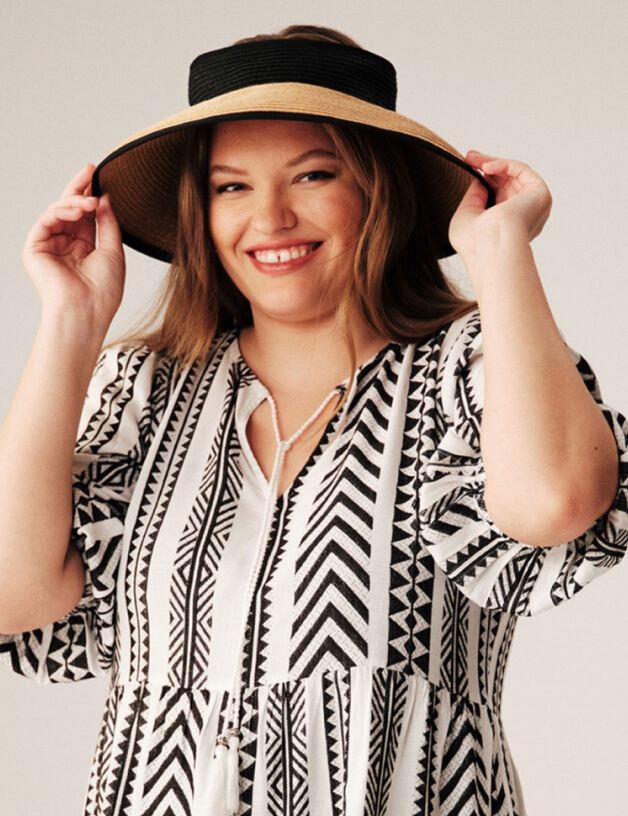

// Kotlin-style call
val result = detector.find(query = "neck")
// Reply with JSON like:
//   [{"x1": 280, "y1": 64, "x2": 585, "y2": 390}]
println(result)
[{"x1": 237, "y1": 312, "x2": 389, "y2": 398}]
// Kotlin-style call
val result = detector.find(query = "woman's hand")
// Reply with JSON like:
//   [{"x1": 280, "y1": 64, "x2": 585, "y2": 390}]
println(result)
[
  {"x1": 22, "y1": 163, "x2": 125, "y2": 326},
  {"x1": 448, "y1": 150, "x2": 553, "y2": 260}
]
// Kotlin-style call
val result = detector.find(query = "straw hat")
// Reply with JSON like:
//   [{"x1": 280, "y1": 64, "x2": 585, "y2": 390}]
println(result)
[{"x1": 91, "y1": 37, "x2": 494, "y2": 262}]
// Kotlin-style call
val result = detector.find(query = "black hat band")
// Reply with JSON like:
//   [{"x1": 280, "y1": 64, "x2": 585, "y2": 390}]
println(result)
[{"x1": 188, "y1": 38, "x2": 398, "y2": 111}]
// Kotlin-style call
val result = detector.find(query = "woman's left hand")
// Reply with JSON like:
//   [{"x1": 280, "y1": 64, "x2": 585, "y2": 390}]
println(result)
[{"x1": 448, "y1": 149, "x2": 553, "y2": 259}]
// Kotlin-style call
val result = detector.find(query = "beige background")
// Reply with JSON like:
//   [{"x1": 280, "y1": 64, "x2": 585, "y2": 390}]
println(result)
[{"x1": 1, "y1": 1, "x2": 627, "y2": 814}]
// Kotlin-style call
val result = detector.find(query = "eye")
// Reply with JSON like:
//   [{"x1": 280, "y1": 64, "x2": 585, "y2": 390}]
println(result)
[
  {"x1": 299, "y1": 170, "x2": 336, "y2": 183},
  {"x1": 214, "y1": 182, "x2": 245, "y2": 194}
]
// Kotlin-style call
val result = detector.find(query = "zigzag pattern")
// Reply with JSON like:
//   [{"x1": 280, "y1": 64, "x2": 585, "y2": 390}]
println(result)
[
  {"x1": 238, "y1": 684, "x2": 260, "y2": 815},
  {"x1": 138, "y1": 686, "x2": 208, "y2": 815},
  {"x1": 128, "y1": 346, "x2": 230, "y2": 682},
  {"x1": 289, "y1": 356, "x2": 400, "y2": 679},
  {"x1": 321, "y1": 667, "x2": 351, "y2": 816},
  {"x1": 477, "y1": 608, "x2": 499, "y2": 708},
  {"x1": 387, "y1": 341, "x2": 437, "y2": 678},
  {"x1": 75, "y1": 345, "x2": 151, "y2": 454},
  {"x1": 440, "y1": 579, "x2": 469, "y2": 696},
  {"x1": 413, "y1": 683, "x2": 441, "y2": 815},
  {"x1": 364, "y1": 668, "x2": 409, "y2": 815},
  {"x1": 103, "y1": 684, "x2": 151, "y2": 816},
  {"x1": 240, "y1": 379, "x2": 350, "y2": 689},
  {"x1": 438, "y1": 697, "x2": 490, "y2": 815},
  {"x1": 169, "y1": 382, "x2": 244, "y2": 688},
  {"x1": 83, "y1": 684, "x2": 122, "y2": 815},
  {"x1": 265, "y1": 679, "x2": 310, "y2": 815},
  {"x1": 242, "y1": 499, "x2": 287, "y2": 686},
  {"x1": 489, "y1": 548, "x2": 544, "y2": 616},
  {"x1": 5, "y1": 312, "x2": 626, "y2": 814},
  {"x1": 490, "y1": 716, "x2": 523, "y2": 816}
]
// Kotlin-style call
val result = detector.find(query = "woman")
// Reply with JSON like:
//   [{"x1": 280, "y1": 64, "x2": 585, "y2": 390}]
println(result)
[{"x1": 1, "y1": 24, "x2": 626, "y2": 816}]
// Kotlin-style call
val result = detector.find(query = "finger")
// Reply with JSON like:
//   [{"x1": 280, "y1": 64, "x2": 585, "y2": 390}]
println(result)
[
  {"x1": 43, "y1": 205, "x2": 95, "y2": 223},
  {"x1": 26, "y1": 213, "x2": 75, "y2": 246},
  {"x1": 57, "y1": 194, "x2": 99, "y2": 209},
  {"x1": 26, "y1": 198, "x2": 97, "y2": 247},
  {"x1": 95, "y1": 193, "x2": 122, "y2": 253},
  {"x1": 467, "y1": 150, "x2": 529, "y2": 174},
  {"x1": 481, "y1": 159, "x2": 510, "y2": 175},
  {"x1": 61, "y1": 163, "x2": 96, "y2": 199},
  {"x1": 29, "y1": 208, "x2": 93, "y2": 246},
  {"x1": 455, "y1": 176, "x2": 490, "y2": 219}
]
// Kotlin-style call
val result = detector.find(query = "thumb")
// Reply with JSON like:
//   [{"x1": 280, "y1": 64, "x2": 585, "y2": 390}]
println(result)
[
  {"x1": 95, "y1": 193, "x2": 123, "y2": 254},
  {"x1": 458, "y1": 177, "x2": 489, "y2": 215},
  {"x1": 450, "y1": 178, "x2": 490, "y2": 232}
]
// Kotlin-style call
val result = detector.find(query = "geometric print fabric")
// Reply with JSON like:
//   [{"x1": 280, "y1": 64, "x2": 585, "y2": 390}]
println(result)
[{"x1": 2, "y1": 306, "x2": 627, "y2": 815}]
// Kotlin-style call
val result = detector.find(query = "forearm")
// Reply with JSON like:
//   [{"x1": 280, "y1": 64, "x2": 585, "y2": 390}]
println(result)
[
  {"x1": 0, "y1": 309, "x2": 108, "y2": 611},
  {"x1": 463, "y1": 225, "x2": 619, "y2": 545}
]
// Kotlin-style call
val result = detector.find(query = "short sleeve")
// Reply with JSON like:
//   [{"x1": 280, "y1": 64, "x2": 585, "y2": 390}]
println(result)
[
  {"x1": 0, "y1": 342, "x2": 173, "y2": 682},
  {"x1": 419, "y1": 308, "x2": 628, "y2": 617}
]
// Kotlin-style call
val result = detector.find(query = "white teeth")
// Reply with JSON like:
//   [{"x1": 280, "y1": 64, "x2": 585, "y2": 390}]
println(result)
[{"x1": 252, "y1": 243, "x2": 318, "y2": 263}]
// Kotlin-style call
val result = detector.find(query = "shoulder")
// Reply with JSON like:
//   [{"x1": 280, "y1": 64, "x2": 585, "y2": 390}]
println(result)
[
  {"x1": 85, "y1": 341, "x2": 182, "y2": 430},
  {"x1": 435, "y1": 306, "x2": 482, "y2": 378},
  {"x1": 92, "y1": 341, "x2": 178, "y2": 397}
]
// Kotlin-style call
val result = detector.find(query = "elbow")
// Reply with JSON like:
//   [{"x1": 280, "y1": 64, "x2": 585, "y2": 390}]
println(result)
[
  {"x1": 484, "y1": 442, "x2": 621, "y2": 548},
  {"x1": 483, "y1": 483, "x2": 610, "y2": 548}
]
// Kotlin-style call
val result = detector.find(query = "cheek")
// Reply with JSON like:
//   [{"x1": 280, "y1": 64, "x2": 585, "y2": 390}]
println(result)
[
  {"x1": 327, "y1": 191, "x2": 363, "y2": 238},
  {"x1": 208, "y1": 205, "x2": 240, "y2": 249}
]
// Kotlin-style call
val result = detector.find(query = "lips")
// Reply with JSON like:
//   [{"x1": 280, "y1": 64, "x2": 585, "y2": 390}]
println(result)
[
  {"x1": 246, "y1": 241, "x2": 324, "y2": 275},
  {"x1": 247, "y1": 241, "x2": 322, "y2": 262}
]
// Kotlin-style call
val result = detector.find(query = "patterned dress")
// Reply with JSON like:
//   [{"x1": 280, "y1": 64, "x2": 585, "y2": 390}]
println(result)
[{"x1": 2, "y1": 306, "x2": 627, "y2": 816}]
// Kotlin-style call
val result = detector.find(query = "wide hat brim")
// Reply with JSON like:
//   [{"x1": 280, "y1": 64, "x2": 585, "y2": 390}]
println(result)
[{"x1": 91, "y1": 81, "x2": 494, "y2": 262}]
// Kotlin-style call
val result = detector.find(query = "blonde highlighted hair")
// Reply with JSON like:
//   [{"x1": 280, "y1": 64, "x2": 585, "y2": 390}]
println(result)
[{"x1": 104, "y1": 24, "x2": 477, "y2": 414}]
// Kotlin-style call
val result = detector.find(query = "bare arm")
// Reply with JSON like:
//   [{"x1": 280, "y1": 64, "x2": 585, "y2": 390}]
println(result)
[
  {"x1": 448, "y1": 152, "x2": 619, "y2": 548},
  {"x1": 466, "y1": 226, "x2": 619, "y2": 546},
  {"x1": 0, "y1": 162, "x2": 124, "y2": 632},
  {"x1": 0, "y1": 311, "x2": 109, "y2": 632}
]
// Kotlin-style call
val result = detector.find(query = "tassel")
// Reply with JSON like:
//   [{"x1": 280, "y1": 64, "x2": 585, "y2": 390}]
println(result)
[
  {"x1": 225, "y1": 728, "x2": 241, "y2": 814},
  {"x1": 206, "y1": 735, "x2": 230, "y2": 815}
]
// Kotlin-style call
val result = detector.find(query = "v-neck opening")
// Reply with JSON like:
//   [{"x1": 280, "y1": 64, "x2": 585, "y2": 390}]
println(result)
[
  {"x1": 233, "y1": 332, "x2": 400, "y2": 501},
  {"x1": 239, "y1": 395, "x2": 344, "y2": 502}
]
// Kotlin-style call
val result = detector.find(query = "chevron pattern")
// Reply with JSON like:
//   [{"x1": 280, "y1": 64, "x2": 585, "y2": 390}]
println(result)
[
  {"x1": 413, "y1": 683, "x2": 441, "y2": 815},
  {"x1": 3, "y1": 309, "x2": 628, "y2": 815},
  {"x1": 438, "y1": 697, "x2": 490, "y2": 815},
  {"x1": 321, "y1": 667, "x2": 351, "y2": 816},
  {"x1": 168, "y1": 392, "x2": 245, "y2": 689},
  {"x1": 83, "y1": 683, "x2": 123, "y2": 815},
  {"x1": 138, "y1": 686, "x2": 208, "y2": 815},
  {"x1": 387, "y1": 341, "x2": 438, "y2": 679},
  {"x1": 288, "y1": 356, "x2": 401, "y2": 680},
  {"x1": 127, "y1": 343, "x2": 232, "y2": 683},
  {"x1": 97, "y1": 683, "x2": 151, "y2": 815},
  {"x1": 265, "y1": 678, "x2": 310, "y2": 815},
  {"x1": 364, "y1": 668, "x2": 409, "y2": 815}
]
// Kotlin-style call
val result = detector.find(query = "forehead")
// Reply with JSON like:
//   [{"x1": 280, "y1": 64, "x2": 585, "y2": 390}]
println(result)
[{"x1": 209, "y1": 118, "x2": 334, "y2": 155}]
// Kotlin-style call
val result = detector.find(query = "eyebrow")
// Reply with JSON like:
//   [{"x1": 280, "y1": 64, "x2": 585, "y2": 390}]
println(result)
[{"x1": 209, "y1": 148, "x2": 338, "y2": 175}]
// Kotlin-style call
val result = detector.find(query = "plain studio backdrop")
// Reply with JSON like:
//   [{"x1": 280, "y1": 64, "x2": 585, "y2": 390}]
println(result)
[{"x1": 1, "y1": 2, "x2": 626, "y2": 814}]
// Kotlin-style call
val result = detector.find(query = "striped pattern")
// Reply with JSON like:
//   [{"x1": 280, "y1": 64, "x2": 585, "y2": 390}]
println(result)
[{"x1": 2, "y1": 306, "x2": 627, "y2": 815}]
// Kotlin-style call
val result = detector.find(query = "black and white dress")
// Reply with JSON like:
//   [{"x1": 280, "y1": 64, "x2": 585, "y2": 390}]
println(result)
[{"x1": 2, "y1": 306, "x2": 627, "y2": 816}]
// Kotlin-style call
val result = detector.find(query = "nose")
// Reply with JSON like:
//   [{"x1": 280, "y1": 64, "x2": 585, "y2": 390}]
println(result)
[{"x1": 251, "y1": 186, "x2": 297, "y2": 234}]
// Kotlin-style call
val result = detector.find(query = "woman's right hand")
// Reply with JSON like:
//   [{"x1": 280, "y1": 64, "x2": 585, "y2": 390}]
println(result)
[{"x1": 22, "y1": 162, "x2": 125, "y2": 326}]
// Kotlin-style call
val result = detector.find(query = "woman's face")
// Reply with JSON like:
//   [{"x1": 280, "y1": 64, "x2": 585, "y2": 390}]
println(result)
[{"x1": 208, "y1": 119, "x2": 364, "y2": 324}]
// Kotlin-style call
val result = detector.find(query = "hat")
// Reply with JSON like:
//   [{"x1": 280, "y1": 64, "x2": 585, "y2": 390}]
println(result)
[{"x1": 91, "y1": 38, "x2": 494, "y2": 262}]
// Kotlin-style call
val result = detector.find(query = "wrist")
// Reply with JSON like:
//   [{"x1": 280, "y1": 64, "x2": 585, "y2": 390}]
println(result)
[
  {"x1": 38, "y1": 307, "x2": 111, "y2": 350},
  {"x1": 458, "y1": 219, "x2": 530, "y2": 269}
]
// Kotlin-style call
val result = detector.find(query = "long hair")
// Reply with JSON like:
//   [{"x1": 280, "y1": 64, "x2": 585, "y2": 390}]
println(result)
[{"x1": 104, "y1": 24, "x2": 477, "y2": 416}]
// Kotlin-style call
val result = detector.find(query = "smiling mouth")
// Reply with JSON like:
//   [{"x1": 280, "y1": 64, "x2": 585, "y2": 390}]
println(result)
[{"x1": 247, "y1": 242, "x2": 323, "y2": 264}]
